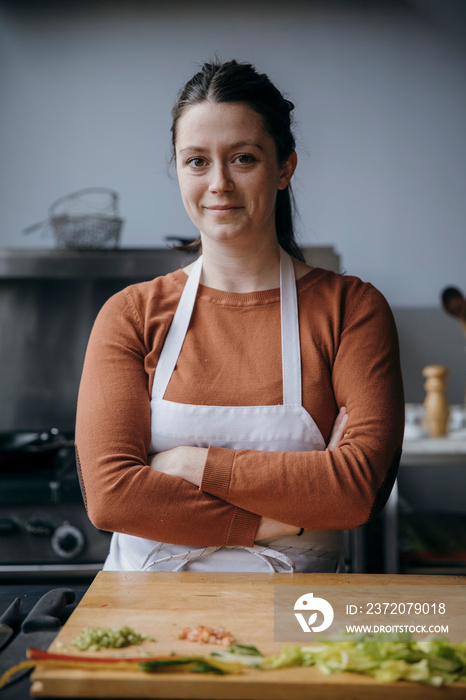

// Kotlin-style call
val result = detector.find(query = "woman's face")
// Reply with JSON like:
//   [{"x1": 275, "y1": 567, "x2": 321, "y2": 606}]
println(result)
[{"x1": 174, "y1": 101, "x2": 296, "y2": 250}]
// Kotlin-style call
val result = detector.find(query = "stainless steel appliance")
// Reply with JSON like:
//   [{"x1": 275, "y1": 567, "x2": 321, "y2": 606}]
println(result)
[{"x1": 0, "y1": 429, "x2": 111, "y2": 576}]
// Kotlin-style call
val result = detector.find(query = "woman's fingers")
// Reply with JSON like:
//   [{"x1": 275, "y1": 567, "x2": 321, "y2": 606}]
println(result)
[{"x1": 327, "y1": 406, "x2": 349, "y2": 451}]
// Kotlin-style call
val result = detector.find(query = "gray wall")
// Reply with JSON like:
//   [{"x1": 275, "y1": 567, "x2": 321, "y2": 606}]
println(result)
[{"x1": 1, "y1": 0, "x2": 465, "y2": 406}]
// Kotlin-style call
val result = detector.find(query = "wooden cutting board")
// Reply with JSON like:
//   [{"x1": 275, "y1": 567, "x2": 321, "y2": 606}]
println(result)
[{"x1": 31, "y1": 572, "x2": 466, "y2": 699}]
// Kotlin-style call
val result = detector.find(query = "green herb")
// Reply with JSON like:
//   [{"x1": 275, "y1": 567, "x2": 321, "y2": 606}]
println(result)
[
  {"x1": 72, "y1": 626, "x2": 154, "y2": 652},
  {"x1": 139, "y1": 657, "x2": 199, "y2": 671},
  {"x1": 140, "y1": 656, "x2": 241, "y2": 675},
  {"x1": 261, "y1": 636, "x2": 466, "y2": 687},
  {"x1": 189, "y1": 660, "x2": 227, "y2": 675},
  {"x1": 228, "y1": 643, "x2": 262, "y2": 656}
]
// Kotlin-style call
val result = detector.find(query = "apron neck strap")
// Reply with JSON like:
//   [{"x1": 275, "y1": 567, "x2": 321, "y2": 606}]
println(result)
[
  {"x1": 279, "y1": 247, "x2": 302, "y2": 406},
  {"x1": 152, "y1": 248, "x2": 302, "y2": 406},
  {"x1": 152, "y1": 255, "x2": 203, "y2": 402}
]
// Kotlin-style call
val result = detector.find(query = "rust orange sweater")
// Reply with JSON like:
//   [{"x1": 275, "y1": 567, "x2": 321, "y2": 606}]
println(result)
[{"x1": 75, "y1": 265, "x2": 404, "y2": 547}]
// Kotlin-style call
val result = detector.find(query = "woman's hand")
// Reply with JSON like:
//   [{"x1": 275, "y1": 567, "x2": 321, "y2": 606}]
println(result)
[
  {"x1": 255, "y1": 516, "x2": 301, "y2": 541},
  {"x1": 327, "y1": 406, "x2": 349, "y2": 450},
  {"x1": 150, "y1": 446, "x2": 208, "y2": 487}
]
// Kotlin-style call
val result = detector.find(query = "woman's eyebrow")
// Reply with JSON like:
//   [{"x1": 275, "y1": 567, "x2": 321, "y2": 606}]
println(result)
[
  {"x1": 178, "y1": 141, "x2": 264, "y2": 155},
  {"x1": 230, "y1": 141, "x2": 264, "y2": 151},
  {"x1": 178, "y1": 146, "x2": 209, "y2": 155}
]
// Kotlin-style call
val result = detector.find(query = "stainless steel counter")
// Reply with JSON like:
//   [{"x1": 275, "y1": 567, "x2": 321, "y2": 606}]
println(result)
[
  {"x1": 0, "y1": 245, "x2": 340, "y2": 278},
  {"x1": 0, "y1": 248, "x2": 193, "y2": 279}
]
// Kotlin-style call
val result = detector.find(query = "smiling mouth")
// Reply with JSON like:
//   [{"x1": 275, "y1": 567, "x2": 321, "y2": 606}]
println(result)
[
  {"x1": 205, "y1": 205, "x2": 243, "y2": 210},
  {"x1": 204, "y1": 205, "x2": 244, "y2": 215}
]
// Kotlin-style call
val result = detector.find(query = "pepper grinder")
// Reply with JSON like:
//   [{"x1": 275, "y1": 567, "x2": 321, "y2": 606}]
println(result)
[{"x1": 422, "y1": 365, "x2": 450, "y2": 438}]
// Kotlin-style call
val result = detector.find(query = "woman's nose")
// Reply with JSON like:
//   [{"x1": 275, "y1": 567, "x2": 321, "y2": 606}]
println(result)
[{"x1": 209, "y1": 163, "x2": 233, "y2": 193}]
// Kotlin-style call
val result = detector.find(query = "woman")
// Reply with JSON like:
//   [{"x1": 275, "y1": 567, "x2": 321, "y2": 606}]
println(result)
[{"x1": 76, "y1": 60, "x2": 404, "y2": 573}]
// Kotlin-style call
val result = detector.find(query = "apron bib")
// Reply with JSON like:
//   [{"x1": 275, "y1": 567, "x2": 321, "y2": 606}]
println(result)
[{"x1": 104, "y1": 248, "x2": 343, "y2": 572}]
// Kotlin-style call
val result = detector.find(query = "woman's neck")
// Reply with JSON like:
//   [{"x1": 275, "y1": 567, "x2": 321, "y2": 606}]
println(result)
[{"x1": 195, "y1": 238, "x2": 282, "y2": 293}]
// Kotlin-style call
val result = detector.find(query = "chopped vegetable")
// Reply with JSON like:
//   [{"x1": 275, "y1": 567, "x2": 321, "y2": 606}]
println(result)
[
  {"x1": 0, "y1": 649, "x2": 243, "y2": 689},
  {"x1": 228, "y1": 643, "x2": 262, "y2": 656},
  {"x1": 27, "y1": 648, "x2": 239, "y2": 674},
  {"x1": 72, "y1": 625, "x2": 154, "y2": 651},
  {"x1": 210, "y1": 644, "x2": 263, "y2": 668},
  {"x1": 27, "y1": 648, "x2": 168, "y2": 664},
  {"x1": 33, "y1": 648, "x2": 241, "y2": 675},
  {"x1": 177, "y1": 625, "x2": 235, "y2": 646},
  {"x1": 2, "y1": 634, "x2": 465, "y2": 691},
  {"x1": 140, "y1": 657, "x2": 242, "y2": 675},
  {"x1": 188, "y1": 660, "x2": 228, "y2": 675},
  {"x1": 209, "y1": 652, "x2": 262, "y2": 667},
  {"x1": 0, "y1": 656, "x2": 141, "y2": 690},
  {"x1": 261, "y1": 636, "x2": 466, "y2": 687}
]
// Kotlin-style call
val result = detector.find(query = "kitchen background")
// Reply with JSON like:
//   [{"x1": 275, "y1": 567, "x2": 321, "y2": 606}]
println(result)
[{"x1": 0, "y1": 0, "x2": 465, "y2": 575}]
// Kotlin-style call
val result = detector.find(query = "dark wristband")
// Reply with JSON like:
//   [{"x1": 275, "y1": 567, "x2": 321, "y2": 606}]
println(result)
[{"x1": 297, "y1": 528, "x2": 304, "y2": 537}]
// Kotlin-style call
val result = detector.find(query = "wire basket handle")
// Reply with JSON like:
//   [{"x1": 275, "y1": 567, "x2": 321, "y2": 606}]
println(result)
[
  {"x1": 49, "y1": 187, "x2": 120, "y2": 218},
  {"x1": 23, "y1": 188, "x2": 121, "y2": 236}
]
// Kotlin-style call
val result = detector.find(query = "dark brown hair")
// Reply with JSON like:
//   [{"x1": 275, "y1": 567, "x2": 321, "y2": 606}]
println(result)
[{"x1": 171, "y1": 59, "x2": 304, "y2": 261}]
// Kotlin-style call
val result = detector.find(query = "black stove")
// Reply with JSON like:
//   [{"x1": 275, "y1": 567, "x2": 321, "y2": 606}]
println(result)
[{"x1": 0, "y1": 429, "x2": 111, "y2": 577}]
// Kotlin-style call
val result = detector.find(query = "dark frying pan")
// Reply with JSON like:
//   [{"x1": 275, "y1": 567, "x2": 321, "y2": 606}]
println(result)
[
  {"x1": 0, "y1": 429, "x2": 74, "y2": 472},
  {"x1": 441, "y1": 286, "x2": 466, "y2": 335}
]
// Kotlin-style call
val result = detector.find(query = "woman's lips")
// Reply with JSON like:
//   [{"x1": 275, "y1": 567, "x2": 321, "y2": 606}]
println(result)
[{"x1": 204, "y1": 205, "x2": 243, "y2": 215}]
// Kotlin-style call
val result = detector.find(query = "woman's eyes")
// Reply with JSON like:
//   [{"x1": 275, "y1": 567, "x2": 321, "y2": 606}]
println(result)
[
  {"x1": 187, "y1": 157, "x2": 207, "y2": 168},
  {"x1": 186, "y1": 154, "x2": 256, "y2": 168},
  {"x1": 234, "y1": 154, "x2": 256, "y2": 164}
]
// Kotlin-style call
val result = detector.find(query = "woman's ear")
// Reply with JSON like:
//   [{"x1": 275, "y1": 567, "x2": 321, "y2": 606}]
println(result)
[{"x1": 278, "y1": 151, "x2": 298, "y2": 190}]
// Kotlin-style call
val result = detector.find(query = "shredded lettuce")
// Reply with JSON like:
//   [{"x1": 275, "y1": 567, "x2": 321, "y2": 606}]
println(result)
[{"x1": 261, "y1": 636, "x2": 466, "y2": 686}]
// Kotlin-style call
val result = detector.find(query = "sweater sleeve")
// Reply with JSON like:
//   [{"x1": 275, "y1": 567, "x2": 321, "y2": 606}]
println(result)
[
  {"x1": 75, "y1": 288, "x2": 260, "y2": 547},
  {"x1": 200, "y1": 281, "x2": 405, "y2": 530}
]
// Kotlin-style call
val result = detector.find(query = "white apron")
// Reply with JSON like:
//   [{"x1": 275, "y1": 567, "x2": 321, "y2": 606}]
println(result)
[{"x1": 104, "y1": 248, "x2": 343, "y2": 572}]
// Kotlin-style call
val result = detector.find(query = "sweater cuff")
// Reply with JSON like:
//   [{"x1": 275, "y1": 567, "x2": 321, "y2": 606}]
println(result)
[
  {"x1": 225, "y1": 507, "x2": 261, "y2": 547},
  {"x1": 201, "y1": 445, "x2": 235, "y2": 500}
]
